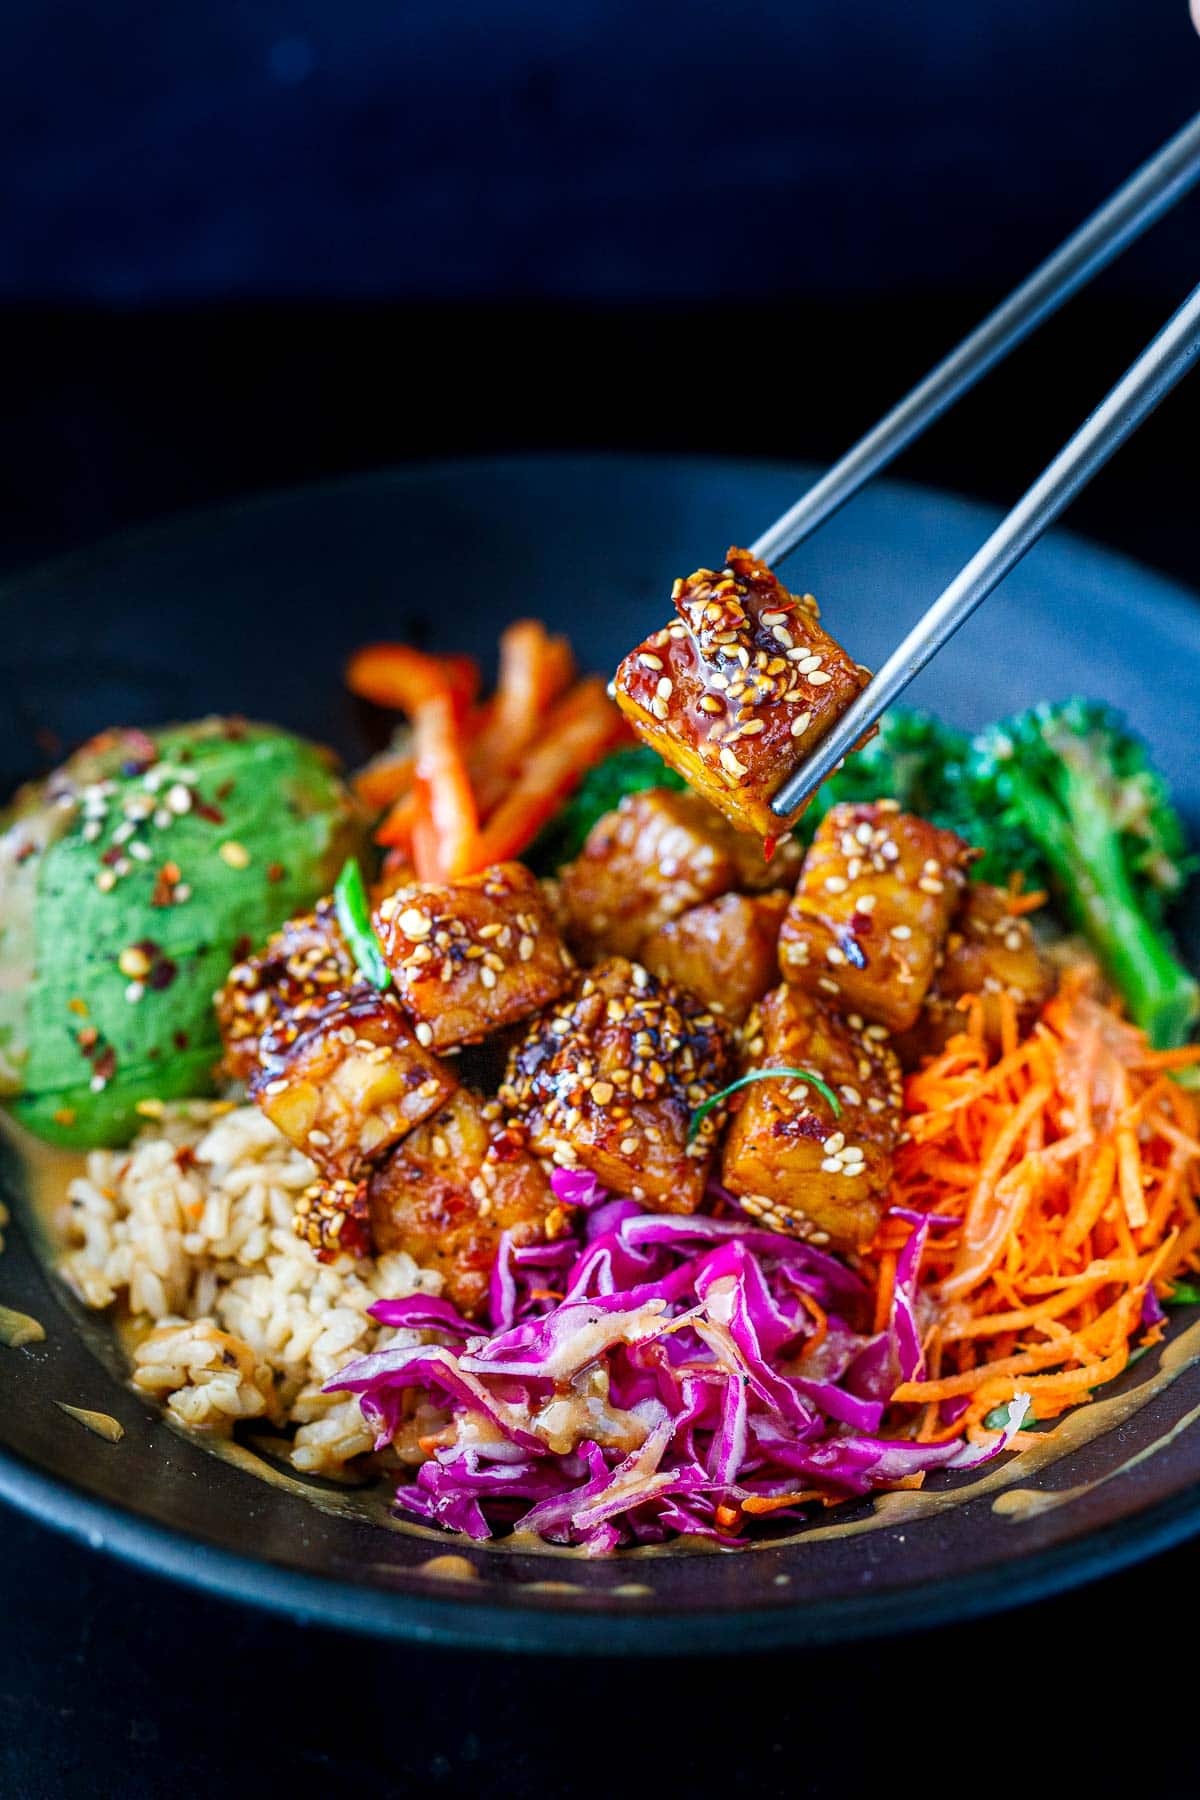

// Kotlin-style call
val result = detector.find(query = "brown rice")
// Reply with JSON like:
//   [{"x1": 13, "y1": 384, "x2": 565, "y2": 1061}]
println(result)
[{"x1": 57, "y1": 1102, "x2": 442, "y2": 1476}]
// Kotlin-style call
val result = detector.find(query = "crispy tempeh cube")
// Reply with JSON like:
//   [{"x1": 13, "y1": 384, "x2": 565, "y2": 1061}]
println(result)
[
  {"x1": 215, "y1": 896, "x2": 357, "y2": 1082},
  {"x1": 893, "y1": 882, "x2": 1057, "y2": 1066},
  {"x1": 252, "y1": 989, "x2": 458, "y2": 1179},
  {"x1": 720, "y1": 983, "x2": 902, "y2": 1250},
  {"x1": 778, "y1": 801, "x2": 975, "y2": 1032},
  {"x1": 368, "y1": 1091, "x2": 568, "y2": 1317},
  {"x1": 558, "y1": 786, "x2": 800, "y2": 961},
  {"x1": 501, "y1": 955, "x2": 734, "y2": 1212},
  {"x1": 639, "y1": 890, "x2": 790, "y2": 1025},
  {"x1": 374, "y1": 861, "x2": 574, "y2": 1050},
  {"x1": 613, "y1": 547, "x2": 870, "y2": 837}
]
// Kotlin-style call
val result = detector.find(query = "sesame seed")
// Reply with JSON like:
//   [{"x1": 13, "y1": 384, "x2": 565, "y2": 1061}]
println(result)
[
  {"x1": 153, "y1": 808, "x2": 173, "y2": 830},
  {"x1": 825, "y1": 946, "x2": 845, "y2": 965},
  {"x1": 771, "y1": 624, "x2": 794, "y2": 649},
  {"x1": 824, "y1": 875, "x2": 848, "y2": 893},
  {"x1": 789, "y1": 711, "x2": 813, "y2": 737},
  {"x1": 820, "y1": 1158, "x2": 842, "y2": 1174},
  {"x1": 881, "y1": 840, "x2": 900, "y2": 861},
  {"x1": 591, "y1": 1080, "x2": 615, "y2": 1105},
  {"x1": 112, "y1": 821, "x2": 135, "y2": 846},
  {"x1": 619, "y1": 1136, "x2": 639, "y2": 1156},
  {"x1": 823, "y1": 1132, "x2": 845, "y2": 1153},
  {"x1": 761, "y1": 609, "x2": 787, "y2": 625},
  {"x1": 166, "y1": 783, "x2": 192, "y2": 815},
  {"x1": 82, "y1": 821, "x2": 102, "y2": 842},
  {"x1": 478, "y1": 922, "x2": 503, "y2": 939},
  {"x1": 479, "y1": 966, "x2": 497, "y2": 989},
  {"x1": 174, "y1": 883, "x2": 192, "y2": 903},
  {"x1": 719, "y1": 747, "x2": 747, "y2": 778},
  {"x1": 397, "y1": 908, "x2": 432, "y2": 938},
  {"x1": 638, "y1": 652, "x2": 663, "y2": 671},
  {"x1": 918, "y1": 876, "x2": 945, "y2": 894},
  {"x1": 817, "y1": 976, "x2": 839, "y2": 993},
  {"x1": 95, "y1": 870, "x2": 117, "y2": 893},
  {"x1": 656, "y1": 677, "x2": 673, "y2": 701},
  {"x1": 415, "y1": 1021, "x2": 434, "y2": 1047},
  {"x1": 700, "y1": 695, "x2": 724, "y2": 714},
  {"x1": 808, "y1": 670, "x2": 833, "y2": 686},
  {"x1": 124, "y1": 981, "x2": 145, "y2": 1004},
  {"x1": 650, "y1": 698, "x2": 669, "y2": 721},
  {"x1": 219, "y1": 841, "x2": 250, "y2": 870},
  {"x1": 740, "y1": 719, "x2": 765, "y2": 735},
  {"x1": 839, "y1": 1086, "x2": 861, "y2": 1106},
  {"x1": 518, "y1": 934, "x2": 536, "y2": 961},
  {"x1": 857, "y1": 894, "x2": 878, "y2": 913},
  {"x1": 1004, "y1": 930, "x2": 1023, "y2": 952}
]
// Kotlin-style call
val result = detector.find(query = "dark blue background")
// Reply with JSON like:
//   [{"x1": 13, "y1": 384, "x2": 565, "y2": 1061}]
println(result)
[{"x1": 5, "y1": 0, "x2": 1198, "y2": 304}]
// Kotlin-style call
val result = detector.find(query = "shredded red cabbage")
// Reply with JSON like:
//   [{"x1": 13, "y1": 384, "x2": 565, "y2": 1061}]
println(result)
[{"x1": 328, "y1": 1180, "x2": 1029, "y2": 1552}]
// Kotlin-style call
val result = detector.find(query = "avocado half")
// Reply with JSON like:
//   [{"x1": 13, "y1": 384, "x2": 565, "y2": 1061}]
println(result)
[{"x1": 0, "y1": 719, "x2": 366, "y2": 1147}]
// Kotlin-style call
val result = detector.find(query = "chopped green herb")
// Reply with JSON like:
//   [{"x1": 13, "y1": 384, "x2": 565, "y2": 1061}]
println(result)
[
  {"x1": 334, "y1": 857, "x2": 391, "y2": 992},
  {"x1": 688, "y1": 1067, "x2": 841, "y2": 1143},
  {"x1": 1167, "y1": 1280, "x2": 1200, "y2": 1306}
]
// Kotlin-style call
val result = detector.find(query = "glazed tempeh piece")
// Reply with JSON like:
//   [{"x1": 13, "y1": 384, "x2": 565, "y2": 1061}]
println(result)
[
  {"x1": 501, "y1": 956, "x2": 734, "y2": 1212},
  {"x1": 720, "y1": 983, "x2": 902, "y2": 1250},
  {"x1": 368, "y1": 1091, "x2": 568, "y2": 1317},
  {"x1": 778, "y1": 801, "x2": 974, "y2": 1032},
  {"x1": 558, "y1": 786, "x2": 800, "y2": 961},
  {"x1": 374, "y1": 861, "x2": 574, "y2": 1050},
  {"x1": 215, "y1": 897, "x2": 357, "y2": 1082},
  {"x1": 893, "y1": 882, "x2": 1057, "y2": 1066},
  {"x1": 613, "y1": 547, "x2": 870, "y2": 837},
  {"x1": 252, "y1": 989, "x2": 458, "y2": 1179},
  {"x1": 639, "y1": 890, "x2": 790, "y2": 1025}
]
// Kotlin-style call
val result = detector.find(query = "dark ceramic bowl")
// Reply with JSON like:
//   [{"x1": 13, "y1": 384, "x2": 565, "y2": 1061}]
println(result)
[{"x1": 2, "y1": 454, "x2": 1198, "y2": 1652}]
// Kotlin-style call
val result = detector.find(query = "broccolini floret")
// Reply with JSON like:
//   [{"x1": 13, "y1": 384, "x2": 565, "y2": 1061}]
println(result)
[
  {"x1": 525, "y1": 746, "x2": 686, "y2": 873},
  {"x1": 968, "y1": 699, "x2": 1197, "y2": 1046}
]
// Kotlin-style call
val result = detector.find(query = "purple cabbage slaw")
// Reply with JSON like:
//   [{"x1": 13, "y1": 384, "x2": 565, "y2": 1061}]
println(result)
[{"x1": 328, "y1": 1176, "x2": 1030, "y2": 1552}]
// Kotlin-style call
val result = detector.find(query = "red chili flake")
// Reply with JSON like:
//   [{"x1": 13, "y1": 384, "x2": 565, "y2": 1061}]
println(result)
[
  {"x1": 13, "y1": 840, "x2": 37, "y2": 865},
  {"x1": 266, "y1": 862, "x2": 285, "y2": 884},
  {"x1": 100, "y1": 846, "x2": 124, "y2": 867},
  {"x1": 133, "y1": 937, "x2": 161, "y2": 958},
  {"x1": 92, "y1": 1045, "x2": 117, "y2": 1084},
  {"x1": 223, "y1": 717, "x2": 249, "y2": 741},
  {"x1": 763, "y1": 836, "x2": 778, "y2": 864},
  {"x1": 774, "y1": 1111, "x2": 830, "y2": 1142},
  {"x1": 194, "y1": 801, "x2": 225, "y2": 825},
  {"x1": 174, "y1": 1145, "x2": 197, "y2": 1171},
  {"x1": 148, "y1": 957, "x2": 178, "y2": 992},
  {"x1": 76, "y1": 1025, "x2": 99, "y2": 1055},
  {"x1": 215, "y1": 779, "x2": 235, "y2": 801},
  {"x1": 150, "y1": 863, "x2": 180, "y2": 907},
  {"x1": 232, "y1": 935, "x2": 252, "y2": 962},
  {"x1": 172, "y1": 1029, "x2": 190, "y2": 1051}
]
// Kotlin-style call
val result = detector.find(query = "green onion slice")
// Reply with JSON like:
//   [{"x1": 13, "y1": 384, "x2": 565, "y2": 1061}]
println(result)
[
  {"x1": 334, "y1": 857, "x2": 392, "y2": 992},
  {"x1": 688, "y1": 1066, "x2": 842, "y2": 1141}
]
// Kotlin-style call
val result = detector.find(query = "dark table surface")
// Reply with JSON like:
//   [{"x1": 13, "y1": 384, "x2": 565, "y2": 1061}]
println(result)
[{"x1": 2, "y1": 294, "x2": 1197, "y2": 1797}]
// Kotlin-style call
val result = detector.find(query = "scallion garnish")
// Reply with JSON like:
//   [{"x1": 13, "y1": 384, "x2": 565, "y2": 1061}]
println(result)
[
  {"x1": 688, "y1": 1066, "x2": 841, "y2": 1141},
  {"x1": 334, "y1": 857, "x2": 392, "y2": 992}
]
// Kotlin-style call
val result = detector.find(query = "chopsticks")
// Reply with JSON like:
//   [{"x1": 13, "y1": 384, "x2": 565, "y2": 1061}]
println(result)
[
  {"x1": 752, "y1": 108, "x2": 1200, "y2": 568},
  {"x1": 758, "y1": 110, "x2": 1200, "y2": 823},
  {"x1": 769, "y1": 279, "x2": 1200, "y2": 820}
]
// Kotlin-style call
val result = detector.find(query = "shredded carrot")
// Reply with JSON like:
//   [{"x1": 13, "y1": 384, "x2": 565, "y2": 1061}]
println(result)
[{"x1": 869, "y1": 966, "x2": 1200, "y2": 1426}]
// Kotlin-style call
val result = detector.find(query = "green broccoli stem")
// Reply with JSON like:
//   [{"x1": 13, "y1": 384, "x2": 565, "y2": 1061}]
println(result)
[{"x1": 1009, "y1": 767, "x2": 1199, "y2": 1047}]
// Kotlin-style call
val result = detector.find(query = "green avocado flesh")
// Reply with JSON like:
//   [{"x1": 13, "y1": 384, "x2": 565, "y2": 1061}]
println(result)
[{"x1": 1, "y1": 719, "x2": 366, "y2": 1147}]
